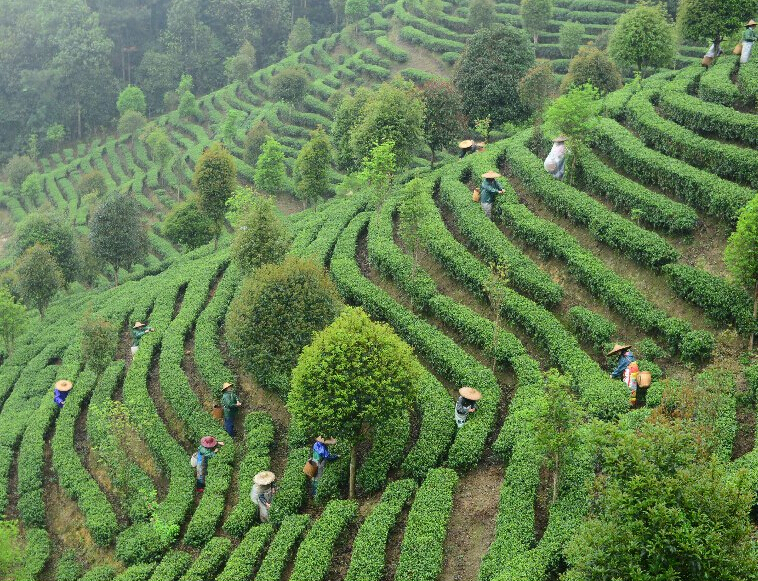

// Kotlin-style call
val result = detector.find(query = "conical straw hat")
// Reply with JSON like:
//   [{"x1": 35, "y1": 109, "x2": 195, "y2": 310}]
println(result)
[
  {"x1": 606, "y1": 343, "x2": 631, "y2": 356},
  {"x1": 459, "y1": 386, "x2": 482, "y2": 401},
  {"x1": 55, "y1": 379, "x2": 73, "y2": 392},
  {"x1": 254, "y1": 471, "x2": 276, "y2": 485},
  {"x1": 458, "y1": 139, "x2": 474, "y2": 148},
  {"x1": 481, "y1": 171, "x2": 501, "y2": 179}
]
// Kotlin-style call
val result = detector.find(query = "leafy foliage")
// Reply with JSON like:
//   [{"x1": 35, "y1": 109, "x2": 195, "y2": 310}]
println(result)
[
  {"x1": 162, "y1": 199, "x2": 215, "y2": 250},
  {"x1": 15, "y1": 243, "x2": 63, "y2": 316},
  {"x1": 243, "y1": 120, "x2": 272, "y2": 167},
  {"x1": 254, "y1": 137, "x2": 288, "y2": 195},
  {"x1": 4, "y1": 155, "x2": 35, "y2": 191},
  {"x1": 231, "y1": 194, "x2": 290, "y2": 274},
  {"x1": 194, "y1": 142, "x2": 237, "y2": 234},
  {"x1": 468, "y1": 0, "x2": 497, "y2": 30},
  {"x1": 560, "y1": 46, "x2": 622, "y2": 94},
  {"x1": 677, "y1": 0, "x2": 758, "y2": 44},
  {"x1": 521, "y1": 0, "x2": 553, "y2": 42},
  {"x1": 224, "y1": 41, "x2": 256, "y2": 82},
  {"x1": 270, "y1": 67, "x2": 310, "y2": 104},
  {"x1": 454, "y1": 24, "x2": 535, "y2": 124},
  {"x1": 288, "y1": 18, "x2": 313, "y2": 53},
  {"x1": 295, "y1": 127, "x2": 333, "y2": 205},
  {"x1": 15, "y1": 213, "x2": 80, "y2": 283},
  {"x1": 0, "y1": 287, "x2": 26, "y2": 355},
  {"x1": 80, "y1": 316, "x2": 118, "y2": 375},
  {"x1": 518, "y1": 62, "x2": 560, "y2": 114},
  {"x1": 559, "y1": 21, "x2": 586, "y2": 58},
  {"x1": 117, "y1": 86, "x2": 147, "y2": 116},
  {"x1": 226, "y1": 256, "x2": 340, "y2": 396},
  {"x1": 89, "y1": 193, "x2": 148, "y2": 284},
  {"x1": 609, "y1": 3, "x2": 675, "y2": 73},
  {"x1": 419, "y1": 81, "x2": 465, "y2": 166}
]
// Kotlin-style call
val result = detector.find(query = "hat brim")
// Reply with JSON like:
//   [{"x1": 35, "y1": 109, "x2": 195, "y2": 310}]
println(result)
[
  {"x1": 222, "y1": 382, "x2": 233, "y2": 391},
  {"x1": 552, "y1": 136, "x2": 568, "y2": 142},
  {"x1": 459, "y1": 140, "x2": 474, "y2": 148},
  {"x1": 55, "y1": 380, "x2": 73, "y2": 392},
  {"x1": 200, "y1": 436, "x2": 218, "y2": 448},
  {"x1": 254, "y1": 471, "x2": 276, "y2": 485},
  {"x1": 482, "y1": 172, "x2": 501, "y2": 179},
  {"x1": 316, "y1": 436, "x2": 337, "y2": 445},
  {"x1": 133, "y1": 322, "x2": 145, "y2": 329},
  {"x1": 459, "y1": 386, "x2": 482, "y2": 401},
  {"x1": 606, "y1": 344, "x2": 632, "y2": 356}
]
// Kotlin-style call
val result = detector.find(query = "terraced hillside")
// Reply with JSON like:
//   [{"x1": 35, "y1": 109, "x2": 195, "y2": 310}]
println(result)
[
  {"x1": 1, "y1": 38, "x2": 758, "y2": 579},
  {"x1": 0, "y1": 0, "x2": 708, "y2": 279}
]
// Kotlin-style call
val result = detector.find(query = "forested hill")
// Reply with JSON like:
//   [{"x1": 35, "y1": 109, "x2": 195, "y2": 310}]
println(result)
[
  {"x1": 0, "y1": 0, "x2": 338, "y2": 157},
  {"x1": 2, "y1": 0, "x2": 758, "y2": 577}
]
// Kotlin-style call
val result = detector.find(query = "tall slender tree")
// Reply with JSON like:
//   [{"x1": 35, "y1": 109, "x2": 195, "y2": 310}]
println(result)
[{"x1": 193, "y1": 142, "x2": 237, "y2": 247}]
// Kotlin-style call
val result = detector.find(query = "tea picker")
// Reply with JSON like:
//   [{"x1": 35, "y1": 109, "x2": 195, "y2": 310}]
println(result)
[
  {"x1": 53, "y1": 379, "x2": 73, "y2": 408},
  {"x1": 219, "y1": 382, "x2": 242, "y2": 436},
  {"x1": 251, "y1": 470, "x2": 276, "y2": 522},
  {"x1": 131, "y1": 321, "x2": 154, "y2": 355},
  {"x1": 608, "y1": 343, "x2": 639, "y2": 405},
  {"x1": 455, "y1": 386, "x2": 481, "y2": 428}
]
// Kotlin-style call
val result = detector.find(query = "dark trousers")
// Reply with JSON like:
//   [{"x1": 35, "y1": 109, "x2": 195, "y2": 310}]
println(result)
[{"x1": 224, "y1": 416, "x2": 234, "y2": 436}]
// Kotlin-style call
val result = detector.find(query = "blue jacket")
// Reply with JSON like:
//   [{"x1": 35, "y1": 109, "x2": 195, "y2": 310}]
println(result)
[
  {"x1": 312, "y1": 441, "x2": 336, "y2": 462},
  {"x1": 480, "y1": 179, "x2": 502, "y2": 204},
  {"x1": 611, "y1": 351, "x2": 636, "y2": 379}
]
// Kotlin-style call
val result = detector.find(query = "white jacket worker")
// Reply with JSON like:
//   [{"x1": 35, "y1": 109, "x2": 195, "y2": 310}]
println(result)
[
  {"x1": 250, "y1": 470, "x2": 276, "y2": 522},
  {"x1": 544, "y1": 135, "x2": 568, "y2": 180}
]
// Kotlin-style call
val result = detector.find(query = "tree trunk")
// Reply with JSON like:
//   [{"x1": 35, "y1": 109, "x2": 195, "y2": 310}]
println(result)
[
  {"x1": 751, "y1": 280, "x2": 758, "y2": 351},
  {"x1": 349, "y1": 444, "x2": 357, "y2": 499},
  {"x1": 77, "y1": 102, "x2": 82, "y2": 139},
  {"x1": 114, "y1": 267, "x2": 120, "y2": 286},
  {"x1": 214, "y1": 235, "x2": 219, "y2": 251},
  {"x1": 430, "y1": 148, "x2": 436, "y2": 168},
  {"x1": 552, "y1": 459, "x2": 558, "y2": 504}
]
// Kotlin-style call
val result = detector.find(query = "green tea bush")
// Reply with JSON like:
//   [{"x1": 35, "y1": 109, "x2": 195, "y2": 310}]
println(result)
[
  {"x1": 253, "y1": 515, "x2": 310, "y2": 581},
  {"x1": 178, "y1": 537, "x2": 231, "y2": 581},
  {"x1": 395, "y1": 469, "x2": 458, "y2": 581},
  {"x1": 216, "y1": 525, "x2": 273, "y2": 581},
  {"x1": 345, "y1": 479, "x2": 416, "y2": 581},
  {"x1": 568, "y1": 306, "x2": 616, "y2": 350},
  {"x1": 679, "y1": 330, "x2": 715, "y2": 364},
  {"x1": 289, "y1": 500, "x2": 358, "y2": 581},
  {"x1": 148, "y1": 551, "x2": 192, "y2": 581}
]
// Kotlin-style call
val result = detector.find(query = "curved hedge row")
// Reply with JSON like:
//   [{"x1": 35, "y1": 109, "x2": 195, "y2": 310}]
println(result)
[
  {"x1": 504, "y1": 130, "x2": 679, "y2": 268},
  {"x1": 51, "y1": 368, "x2": 119, "y2": 546},
  {"x1": 624, "y1": 89, "x2": 758, "y2": 188},
  {"x1": 699, "y1": 55, "x2": 740, "y2": 106},
  {"x1": 178, "y1": 537, "x2": 231, "y2": 581},
  {"x1": 738, "y1": 58, "x2": 758, "y2": 102},
  {"x1": 428, "y1": 171, "x2": 629, "y2": 418},
  {"x1": 367, "y1": 197, "x2": 503, "y2": 469},
  {"x1": 345, "y1": 479, "x2": 417, "y2": 581},
  {"x1": 659, "y1": 67, "x2": 758, "y2": 147},
  {"x1": 269, "y1": 446, "x2": 310, "y2": 525},
  {"x1": 567, "y1": 305, "x2": 616, "y2": 351},
  {"x1": 399, "y1": 26, "x2": 465, "y2": 54},
  {"x1": 253, "y1": 514, "x2": 310, "y2": 581},
  {"x1": 148, "y1": 551, "x2": 192, "y2": 581},
  {"x1": 592, "y1": 117, "x2": 753, "y2": 223},
  {"x1": 375, "y1": 35, "x2": 409, "y2": 62},
  {"x1": 574, "y1": 149, "x2": 698, "y2": 234},
  {"x1": 289, "y1": 500, "x2": 358, "y2": 581},
  {"x1": 395, "y1": 468, "x2": 458, "y2": 581},
  {"x1": 481, "y1": 356, "x2": 544, "y2": 581},
  {"x1": 223, "y1": 412, "x2": 275, "y2": 537},
  {"x1": 661, "y1": 263, "x2": 756, "y2": 334},
  {"x1": 435, "y1": 168, "x2": 563, "y2": 308},
  {"x1": 16, "y1": 528, "x2": 51, "y2": 581},
  {"x1": 216, "y1": 524, "x2": 273, "y2": 581}
]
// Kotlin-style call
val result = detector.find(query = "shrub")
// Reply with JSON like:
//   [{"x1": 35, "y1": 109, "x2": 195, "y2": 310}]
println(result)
[
  {"x1": 216, "y1": 525, "x2": 273, "y2": 581},
  {"x1": 178, "y1": 537, "x2": 231, "y2": 581},
  {"x1": 270, "y1": 68, "x2": 310, "y2": 104},
  {"x1": 226, "y1": 256, "x2": 340, "y2": 396},
  {"x1": 394, "y1": 469, "x2": 458, "y2": 581},
  {"x1": 679, "y1": 330, "x2": 715, "y2": 364},
  {"x1": 635, "y1": 338, "x2": 666, "y2": 360},
  {"x1": 289, "y1": 501, "x2": 358, "y2": 581},
  {"x1": 80, "y1": 316, "x2": 118, "y2": 375},
  {"x1": 559, "y1": 21, "x2": 586, "y2": 58},
  {"x1": 55, "y1": 549, "x2": 82, "y2": 581},
  {"x1": 253, "y1": 514, "x2": 310, "y2": 581},
  {"x1": 148, "y1": 550, "x2": 192, "y2": 581},
  {"x1": 268, "y1": 447, "x2": 310, "y2": 525},
  {"x1": 162, "y1": 199, "x2": 215, "y2": 251},
  {"x1": 568, "y1": 306, "x2": 616, "y2": 350},
  {"x1": 243, "y1": 121, "x2": 271, "y2": 167},
  {"x1": 560, "y1": 46, "x2": 622, "y2": 94},
  {"x1": 345, "y1": 480, "x2": 416, "y2": 581},
  {"x1": 4, "y1": 155, "x2": 35, "y2": 191},
  {"x1": 80, "y1": 566, "x2": 117, "y2": 581}
]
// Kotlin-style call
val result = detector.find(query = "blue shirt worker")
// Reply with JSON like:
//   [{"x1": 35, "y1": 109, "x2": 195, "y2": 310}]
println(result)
[
  {"x1": 608, "y1": 343, "x2": 635, "y2": 379},
  {"x1": 131, "y1": 321, "x2": 154, "y2": 355},
  {"x1": 311, "y1": 436, "x2": 338, "y2": 496},
  {"x1": 480, "y1": 171, "x2": 504, "y2": 219},
  {"x1": 53, "y1": 379, "x2": 73, "y2": 408}
]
